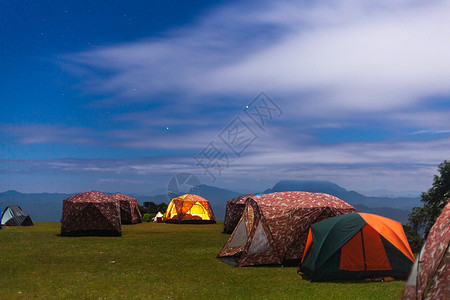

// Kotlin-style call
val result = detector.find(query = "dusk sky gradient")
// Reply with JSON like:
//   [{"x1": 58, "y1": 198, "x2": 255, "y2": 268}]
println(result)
[{"x1": 1, "y1": 0, "x2": 449, "y2": 195}]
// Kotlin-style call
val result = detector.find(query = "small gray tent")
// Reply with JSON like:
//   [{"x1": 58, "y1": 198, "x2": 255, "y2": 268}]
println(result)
[{"x1": 1, "y1": 205, "x2": 34, "y2": 226}]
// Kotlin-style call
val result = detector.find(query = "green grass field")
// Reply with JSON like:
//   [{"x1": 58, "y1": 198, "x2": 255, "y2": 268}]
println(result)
[{"x1": 0, "y1": 222, "x2": 406, "y2": 299}]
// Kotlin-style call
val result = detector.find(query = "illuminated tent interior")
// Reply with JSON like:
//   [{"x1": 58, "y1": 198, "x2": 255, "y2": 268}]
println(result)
[{"x1": 164, "y1": 194, "x2": 216, "y2": 224}]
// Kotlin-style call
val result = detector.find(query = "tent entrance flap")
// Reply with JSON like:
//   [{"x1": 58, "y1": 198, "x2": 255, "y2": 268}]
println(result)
[
  {"x1": 339, "y1": 225, "x2": 392, "y2": 271},
  {"x1": 187, "y1": 202, "x2": 210, "y2": 220},
  {"x1": 363, "y1": 225, "x2": 391, "y2": 271},
  {"x1": 71, "y1": 203, "x2": 116, "y2": 231},
  {"x1": 228, "y1": 219, "x2": 248, "y2": 248},
  {"x1": 340, "y1": 231, "x2": 365, "y2": 271},
  {"x1": 247, "y1": 221, "x2": 272, "y2": 255},
  {"x1": 167, "y1": 202, "x2": 177, "y2": 218}
]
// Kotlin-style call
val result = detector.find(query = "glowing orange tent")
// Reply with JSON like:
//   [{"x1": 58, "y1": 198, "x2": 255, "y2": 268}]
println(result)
[
  {"x1": 299, "y1": 212, "x2": 415, "y2": 281},
  {"x1": 164, "y1": 194, "x2": 216, "y2": 224}
]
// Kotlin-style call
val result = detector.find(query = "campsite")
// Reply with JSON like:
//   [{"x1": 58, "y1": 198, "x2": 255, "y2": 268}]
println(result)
[
  {"x1": 0, "y1": 221, "x2": 407, "y2": 299},
  {"x1": 2, "y1": 1, "x2": 450, "y2": 299},
  {"x1": 1, "y1": 184, "x2": 449, "y2": 299}
]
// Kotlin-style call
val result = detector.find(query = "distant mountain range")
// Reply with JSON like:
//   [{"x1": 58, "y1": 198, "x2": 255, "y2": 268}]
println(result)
[
  {"x1": 0, "y1": 180, "x2": 421, "y2": 224},
  {"x1": 0, "y1": 190, "x2": 69, "y2": 223},
  {"x1": 264, "y1": 180, "x2": 421, "y2": 210},
  {"x1": 355, "y1": 189, "x2": 420, "y2": 198}
]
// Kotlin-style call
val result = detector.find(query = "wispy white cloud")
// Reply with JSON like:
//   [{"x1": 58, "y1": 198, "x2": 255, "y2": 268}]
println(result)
[
  {"x1": 239, "y1": 136, "x2": 449, "y2": 166},
  {"x1": 2, "y1": 135, "x2": 448, "y2": 192},
  {"x1": 1, "y1": 124, "x2": 97, "y2": 145},
  {"x1": 55, "y1": 0, "x2": 450, "y2": 146},
  {"x1": 7, "y1": 0, "x2": 448, "y2": 193},
  {"x1": 1, "y1": 122, "x2": 220, "y2": 151},
  {"x1": 62, "y1": 0, "x2": 450, "y2": 113},
  {"x1": 206, "y1": 1, "x2": 450, "y2": 110},
  {"x1": 411, "y1": 129, "x2": 450, "y2": 135}
]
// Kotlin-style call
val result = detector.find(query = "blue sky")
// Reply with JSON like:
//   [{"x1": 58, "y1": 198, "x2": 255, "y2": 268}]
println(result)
[{"x1": 1, "y1": 0, "x2": 449, "y2": 195}]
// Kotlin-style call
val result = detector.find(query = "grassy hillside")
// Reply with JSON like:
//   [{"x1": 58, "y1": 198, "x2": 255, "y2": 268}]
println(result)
[{"x1": 0, "y1": 222, "x2": 406, "y2": 299}]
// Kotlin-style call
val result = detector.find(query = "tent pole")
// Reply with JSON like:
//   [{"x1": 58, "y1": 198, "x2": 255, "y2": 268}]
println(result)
[{"x1": 360, "y1": 228, "x2": 367, "y2": 271}]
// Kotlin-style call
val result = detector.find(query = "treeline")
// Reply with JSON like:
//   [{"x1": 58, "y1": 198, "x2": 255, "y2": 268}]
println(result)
[
  {"x1": 406, "y1": 160, "x2": 449, "y2": 253},
  {"x1": 138, "y1": 201, "x2": 168, "y2": 222}
]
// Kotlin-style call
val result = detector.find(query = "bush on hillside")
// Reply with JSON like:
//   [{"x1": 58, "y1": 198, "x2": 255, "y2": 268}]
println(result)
[{"x1": 142, "y1": 213, "x2": 156, "y2": 222}]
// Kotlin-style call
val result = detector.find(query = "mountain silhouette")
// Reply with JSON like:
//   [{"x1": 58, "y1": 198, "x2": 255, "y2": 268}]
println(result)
[
  {"x1": 0, "y1": 180, "x2": 420, "y2": 223},
  {"x1": 264, "y1": 180, "x2": 420, "y2": 210}
]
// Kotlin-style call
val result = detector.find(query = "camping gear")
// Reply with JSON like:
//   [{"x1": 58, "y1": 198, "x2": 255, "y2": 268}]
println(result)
[
  {"x1": 61, "y1": 191, "x2": 122, "y2": 236},
  {"x1": 223, "y1": 194, "x2": 255, "y2": 234},
  {"x1": 164, "y1": 194, "x2": 216, "y2": 224},
  {"x1": 401, "y1": 201, "x2": 449, "y2": 300},
  {"x1": 112, "y1": 193, "x2": 142, "y2": 224},
  {"x1": 217, "y1": 191, "x2": 356, "y2": 267},
  {"x1": 300, "y1": 212, "x2": 415, "y2": 281},
  {"x1": 153, "y1": 212, "x2": 164, "y2": 222},
  {"x1": 1, "y1": 205, "x2": 34, "y2": 226}
]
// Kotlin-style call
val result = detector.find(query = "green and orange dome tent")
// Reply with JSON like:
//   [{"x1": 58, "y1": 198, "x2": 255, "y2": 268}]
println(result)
[
  {"x1": 163, "y1": 194, "x2": 216, "y2": 224},
  {"x1": 299, "y1": 212, "x2": 415, "y2": 281}
]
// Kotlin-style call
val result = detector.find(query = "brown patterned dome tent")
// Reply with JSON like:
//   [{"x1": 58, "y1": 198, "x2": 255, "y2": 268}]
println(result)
[
  {"x1": 217, "y1": 191, "x2": 356, "y2": 267},
  {"x1": 112, "y1": 193, "x2": 142, "y2": 224},
  {"x1": 164, "y1": 194, "x2": 216, "y2": 224},
  {"x1": 223, "y1": 194, "x2": 255, "y2": 234},
  {"x1": 400, "y1": 200, "x2": 450, "y2": 300},
  {"x1": 61, "y1": 191, "x2": 122, "y2": 236}
]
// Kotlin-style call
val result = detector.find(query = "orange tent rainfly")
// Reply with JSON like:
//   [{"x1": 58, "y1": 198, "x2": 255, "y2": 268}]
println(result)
[
  {"x1": 164, "y1": 194, "x2": 216, "y2": 224},
  {"x1": 112, "y1": 193, "x2": 142, "y2": 224},
  {"x1": 401, "y1": 201, "x2": 450, "y2": 300},
  {"x1": 299, "y1": 212, "x2": 415, "y2": 281},
  {"x1": 217, "y1": 191, "x2": 356, "y2": 267}
]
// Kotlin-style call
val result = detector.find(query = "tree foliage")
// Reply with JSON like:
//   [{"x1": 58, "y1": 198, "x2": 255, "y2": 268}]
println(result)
[
  {"x1": 142, "y1": 213, "x2": 156, "y2": 222},
  {"x1": 402, "y1": 225, "x2": 423, "y2": 254},
  {"x1": 138, "y1": 201, "x2": 168, "y2": 216},
  {"x1": 408, "y1": 160, "x2": 450, "y2": 239}
]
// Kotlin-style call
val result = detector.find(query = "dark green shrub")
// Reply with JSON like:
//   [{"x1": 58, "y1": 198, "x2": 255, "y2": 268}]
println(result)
[{"x1": 142, "y1": 213, "x2": 156, "y2": 222}]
